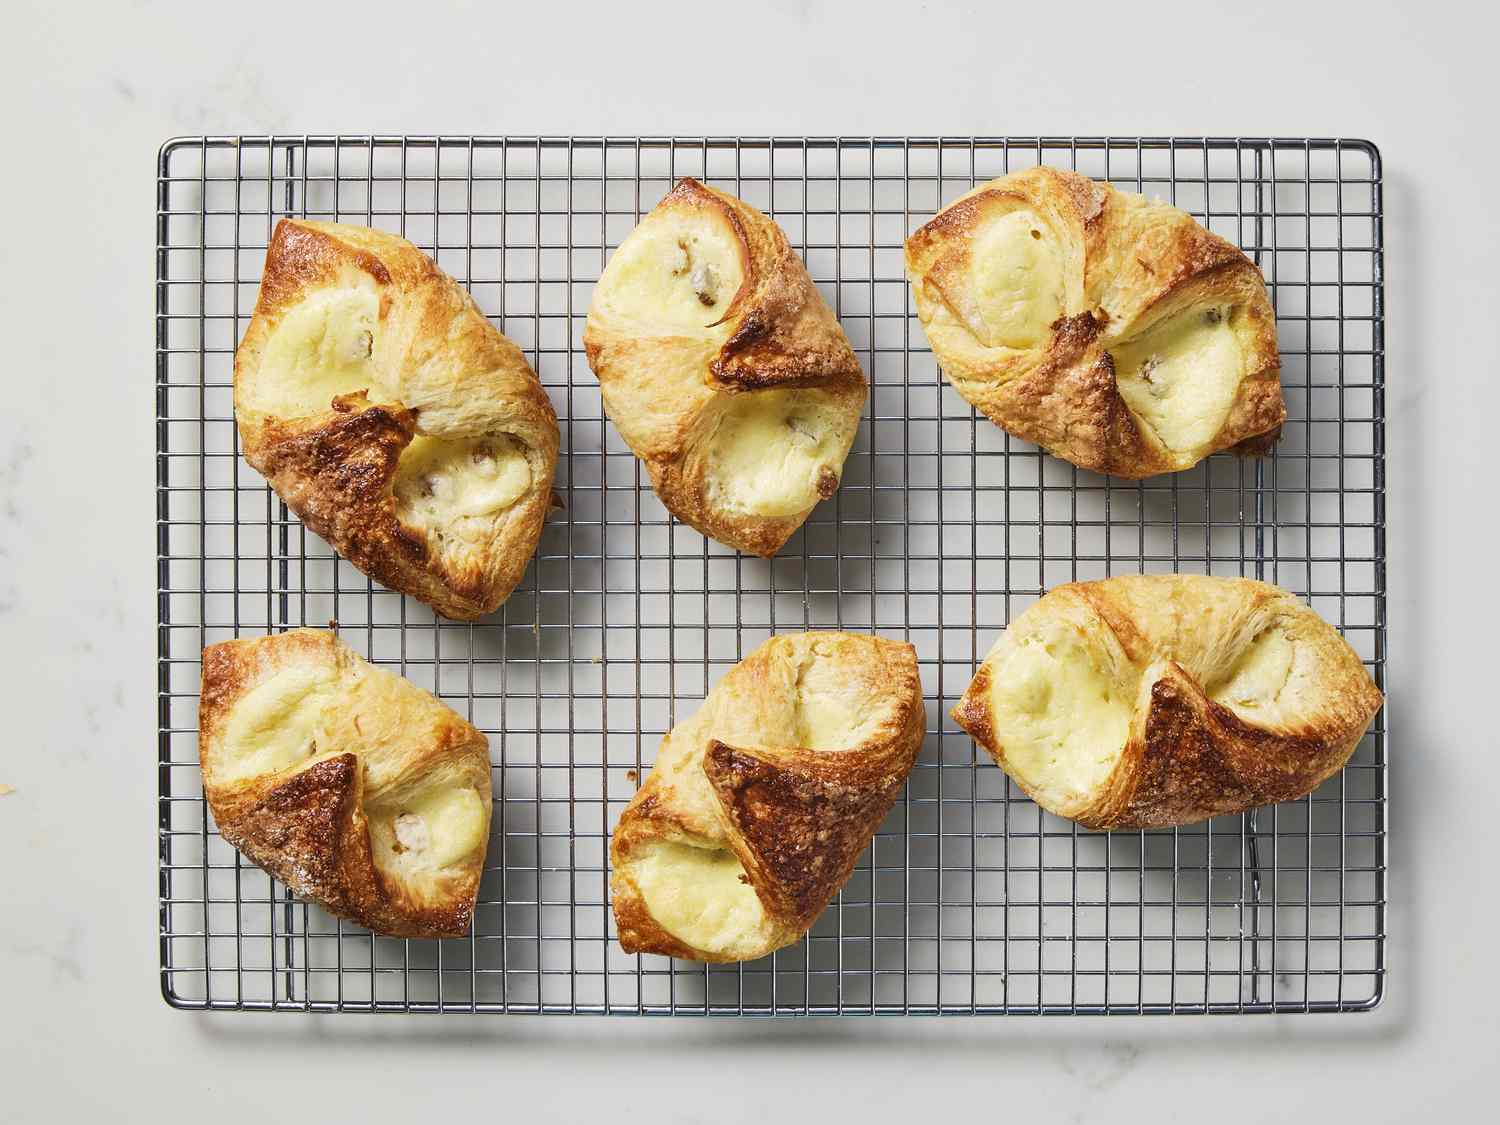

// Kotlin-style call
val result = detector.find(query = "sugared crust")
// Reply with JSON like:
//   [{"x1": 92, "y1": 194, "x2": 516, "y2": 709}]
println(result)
[
  {"x1": 703, "y1": 732, "x2": 919, "y2": 928},
  {"x1": 199, "y1": 630, "x2": 492, "y2": 938},
  {"x1": 584, "y1": 178, "x2": 867, "y2": 557},
  {"x1": 704, "y1": 182, "x2": 865, "y2": 392},
  {"x1": 1115, "y1": 671, "x2": 1351, "y2": 829},
  {"x1": 952, "y1": 577, "x2": 1383, "y2": 830},
  {"x1": 234, "y1": 219, "x2": 559, "y2": 619},
  {"x1": 610, "y1": 632, "x2": 925, "y2": 960},
  {"x1": 906, "y1": 166, "x2": 1284, "y2": 478}
]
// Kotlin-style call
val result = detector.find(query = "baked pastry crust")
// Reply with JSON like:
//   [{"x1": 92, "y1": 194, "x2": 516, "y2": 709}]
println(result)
[
  {"x1": 583, "y1": 178, "x2": 867, "y2": 556},
  {"x1": 235, "y1": 219, "x2": 559, "y2": 620},
  {"x1": 200, "y1": 629, "x2": 492, "y2": 938},
  {"x1": 906, "y1": 166, "x2": 1284, "y2": 478},
  {"x1": 611, "y1": 632, "x2": 924, "y2": 961},
  {"x1": 952, "y1": 576, "x2": 1382, "y2": 830}
]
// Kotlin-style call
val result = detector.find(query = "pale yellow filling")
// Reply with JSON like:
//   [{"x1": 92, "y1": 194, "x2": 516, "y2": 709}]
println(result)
[
  {"x1": 706, "y1": 389, "x2": 848, "y2": 518},
  {"x1": 1112, "y1": 306, "x2": 1243, "y2": 453},
  {"x1": 214, "y1": 663, "x2": 339, "y2": 784},
  {"x1": 370, "y1": 784, "x2": 488, "y2": 872},
  {"x1": 986, "y1": 629, "x2": 1131, "y2": 810},
  {"x1": 245, "y1": 287, "x2": 384, "y2": 416},
  {"x1": 598, "y1": 210, "x2": 744, "y2": 331},
  {"x1": 630, "y1": 841, "x2": 765, "y2": 955},
  {"x1": 962, "y1": 208, "x2": 1064, "y2": 350},
  {"x1": 391, "y1": 434, "x2": 531, "y2": 540},
  {"x1": 1209, "y1": 625, "x2": 1295, "y2": 718}
]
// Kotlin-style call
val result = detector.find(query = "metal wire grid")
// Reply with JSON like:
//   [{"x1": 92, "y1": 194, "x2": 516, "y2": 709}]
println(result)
[{"x1": 156, "y1": 136, "x2": 1385, "y2": 1015}]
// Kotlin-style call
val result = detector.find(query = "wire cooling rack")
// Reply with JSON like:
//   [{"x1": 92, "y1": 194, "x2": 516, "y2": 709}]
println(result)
[{"x1": 156, "y1": 136, "x2": 1386, "y2": 1015}]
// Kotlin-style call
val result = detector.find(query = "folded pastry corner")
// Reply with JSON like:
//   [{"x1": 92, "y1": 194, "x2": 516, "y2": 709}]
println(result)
[
  {"x1": 199, "y1": 629, "x2": 492, "y2": 938},
  {"x1": 584, "y1": 178, "x2": 867, "y2": 557},
  {"x1": 952, "y1": 575, "x2": 1382, "y2": 830},
  {"x1": 906, "y1": 166, "x2": 1284, "y2": 478},
  {"x1": 234, "y1": 219, "x2": 559, "y2": 619},
  {"x1": 610, "y1": 632, "x2": 924, "y2": 961}
]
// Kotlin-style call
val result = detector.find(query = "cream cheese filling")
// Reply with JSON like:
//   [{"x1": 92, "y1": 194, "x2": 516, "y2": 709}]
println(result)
[
  {"x1": 960, "y1": 208, "x2": 1064, "y2": 350},
  {"x1": 598, "y1": 211, "x2": 744, "y2": 332},
  {"x1": 391, "y1": 434, "x2": 532, "y2": 540},
  {"x1": 370, "y1": 784, "x2": 488, "y2": 872},
  {"x1": 246, "y1": 286, "x2": 385, "y2": 416},
  {"x1": 986, "y1": 628, "x2": 1131, "y2": 810},
  {"x1": 1112, "y1": 305, "x2": 1244, "y2": 453},
  {"x1": 214, "y1": 663, "x2": 339, "y2": 784},
  {"x1": 706, "y1": 389, "x2": 846, "y2": 518},
  {"x1": 630, "y1": 841, "x2": 765, "y2": 955}
]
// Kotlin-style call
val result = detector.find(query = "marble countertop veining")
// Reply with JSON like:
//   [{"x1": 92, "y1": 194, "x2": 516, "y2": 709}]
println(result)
[{"x1": 3, "y1": 1, "x2": 1495, "y2": 1121}]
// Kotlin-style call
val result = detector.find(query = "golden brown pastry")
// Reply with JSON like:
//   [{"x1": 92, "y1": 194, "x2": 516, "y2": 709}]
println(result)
[
  {"x1": 583, "y1": 178, "x2": 867, "y2": 556},
  {"x1": 952, "y1": 576, "x2": 1381, "y2": 830},
  {"x1": 234, "y1": 219, "x2": 559, "y2": 620},
  {"x1": 906, "y1": 166, "x2": 1284, "y2": 478},
  {"x1": 199, "y1": 629, "x2": 492, "y2": 938},
  {"x1": 611, "y1": 633, "x2": 924, "y2": 961}
]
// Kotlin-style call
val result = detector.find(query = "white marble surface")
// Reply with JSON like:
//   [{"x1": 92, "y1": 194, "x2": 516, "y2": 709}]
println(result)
[{"x1": 3, "y1": 1, "x2": 1494, "y2": 1119}]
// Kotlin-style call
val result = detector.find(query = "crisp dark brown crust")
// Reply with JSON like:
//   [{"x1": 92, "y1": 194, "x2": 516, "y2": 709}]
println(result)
[
  {"x1": 706, "y1": 188, "x2": 865, "y2": 394},
  {"x1": 1100, "y1": 672, "x2": 1344, "y2": 830},
  {"x1": 999, "y1": 314, "x2": 1159, "y2": 475},
  {"x1": 609, "y1": 633, "x2": 925, "y2": 961},
  {"x1": 254, "y1": 400, "x2": 442, "y2": 594},
  {"x1": 216, "y1": 754, "x2": 375, "y2": 929},
  {"x1": 906, "y1": 167, "x2": 1285, "y2": 479},
  {"x1": 200, "y1": 629, "x2": 492, "y2": 938},
  {"x1": 951, "y1": 577, "x2": 1383, "y2": 831},
  {"x1": 703, "y1": 739, "x2": 914, "y2": 929},
  {"x1": 217, "y1": 755, "x2": 480, "y2": 938},
  {"x1": 584, "y1": 178, "x2": 867, "y2": 558},
  {"x1": 235, "y1": 219, "x2": 559, "y2": 619}
]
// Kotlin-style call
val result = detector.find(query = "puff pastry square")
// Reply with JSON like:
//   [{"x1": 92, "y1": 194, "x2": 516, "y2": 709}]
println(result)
[
  {"x1": 234, "y1": 219, "x2": 559, "y2": 619},
  {"x1": 610, "y1": 632, "x2": 924, "y2": 961},
  {"x1": 952, "y1": 576, "x2": 1382, "y2": 830},
  {"x1": 584, "y1": 178, "x2": 867, "y2": 556},
  {"x1": 199, "y1": 629, "x2": 493, "y2": 938},
  {"x1": 906, "y1": 167, "x2": 1285, "y2": 478}
]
